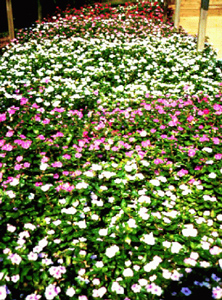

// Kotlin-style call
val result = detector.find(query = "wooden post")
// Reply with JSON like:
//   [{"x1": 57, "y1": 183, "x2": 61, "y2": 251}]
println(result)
[
  {"x1": 6, "y1": 0, "x2": 14, "y2": 40},
  {"x1": 37, "y1": 0, "x2": 43, "y2": 23},
  {"x1": 174, "y1": 0, "x2": 181, "y2": 28},
  {"x1": 197, "y1": 0, "x2": 210, "y2": 51},
  {"x1": 163, "y1": 0, "x2": 169, "y2": 22}
]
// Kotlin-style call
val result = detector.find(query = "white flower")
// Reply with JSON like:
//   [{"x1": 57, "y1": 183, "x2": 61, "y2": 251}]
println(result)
[
  {"x1": 123, "y1": 268, "x2": 134, "y2": 277},
  {"x1": 150, "y1": 179, "x2": 160, "y2": 186},
  {"x1": 182, "y1": 224, "x2": 198, "y2": 237},
  {"x1": 131, "y1": 283, "x2": 141, "y2": 293},
  {"x1": 127, "y1": 218, "x2": 137, "y2": 228},
  {"x1": 92, "y1": 287, "x2": 107, "y2": 298},
  {"x1": 111, "y1": 282, "x2": 124, "y2": 294},
  {"x1": 11, "y1": 274, "x2": 20, "y2": 283},
  {"x1": 125, "y1": 165, "x2": 133, "y2": 172},
  {"x1": 7, "y1": 224, "x2": 16, "y2": 232},
  {"x1": 105, "y1": 245, "x2": 119, "y2": 258},
  {"x1": 92, "y1": 278, "x2": 100, "y2": 285},
  {"x1": 202, "y1": 147, "x2": 212, "y2": 152},
  {"x1": 28, "y1": 193, "x2": 35, "y2": 200},
  {"x1": 140, "y1": 130, "x2": 147, "y2": 137},
  {"x1": 141, "y1": 232, "x2": 155, "y2": 245},
  {"x1": 141, "y1": 160, "x2": 150, "y2": 166},
  {"x1": 209, "y1": 172, "x2": 217, "y2": 179},
  {"x1": 41, "y1": 184, "x2": 52, "y2": 192},
  {"x1": 28, "y1": 252, "x2": 38, "y2": 261},
  {"x1": 125, "y1": 260, "x2": 131, "y2": 267},
  {"x1": 77, "y1": 220, "x2": 87, "y2": 229},
  {"x1": 138, "y1": 195, "x2": 151, "y2": 203},
  {"x1": 171, "y1": 242, "x2": 183, "y2": 253},
  {"x1": 99, "y1": 228, "x2": 108, "y2": 236},
  {"x1": 6, "y1": 190, "x2": 16, "y2": 198},
  {"x1": 190, "y1": 252, "x2": 199, "y2": 260},
  {"x1": 40, "y1": 163, "x2": 49, "y2": 171},
  {"x1": 162, "y1": 269, "x2": 171, "y2": 279},
  {"x1": 10, "y1": 178, "x2": 19, "y2": 186},
  {"x1": 9, "y1": 253, "x2": 22, "y2": 265},
  {"x1": 138, "y1": 279, "x2": 148, "y2": 286},
  {"x1": 95, "y1": 261, "x2": 104, "y2": 268},
  {"x1": 76, "y1": 181, "x2": 88, "y2": 189},
  {"x1": 138, "y1": 207, "x2": 149, "y2": 220},
  {"x1": 162, "y1": 241, "x2": 171, "y2": 248},
  {"x1": 0, "y1": 286, "x2": 7, "y2": 300},
  {"x1": 66, "y1": 287, "x2": 75, "y2": 297},
  {"x1": 91, "y1": 164, "x2": 102, "y2": 171},
  {"x1": 217, "y1": 214, "x2": 222, "y2": 221},
  {"x1": 61, "y1": 207, "x2": 77, "y2": 215},
  {"x1": 45, "y1": 284, "x2": 61, "y2": 300}
]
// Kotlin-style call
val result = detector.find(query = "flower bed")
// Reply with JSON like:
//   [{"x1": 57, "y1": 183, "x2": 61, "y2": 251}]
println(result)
[{"x1": 0, "y1": 1, "x2": 222, "y2": 299}]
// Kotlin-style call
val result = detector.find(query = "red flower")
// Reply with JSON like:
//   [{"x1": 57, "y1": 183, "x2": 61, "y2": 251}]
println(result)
[{"x1": 203, "y1": 109, "x2": 210, "y2": 115}]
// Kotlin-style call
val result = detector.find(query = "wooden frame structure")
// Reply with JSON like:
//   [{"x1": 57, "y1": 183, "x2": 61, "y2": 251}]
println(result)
[
  {"x1": 1, "y1": 0, "x2": 211, "y2": 52},
  {"x1": 6, "y1": 0, "x2": 14, "y2": 40}
]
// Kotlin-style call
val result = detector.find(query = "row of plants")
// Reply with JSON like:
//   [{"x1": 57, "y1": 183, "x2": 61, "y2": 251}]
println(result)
[{"x1": 0, "y1": 1, "x2": 222, "y2": 299}]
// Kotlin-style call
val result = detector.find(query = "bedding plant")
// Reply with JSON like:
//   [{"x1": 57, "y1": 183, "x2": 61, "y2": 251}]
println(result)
[{"x1": 0, "y1": 1, "x2": 222, "y2": 299}]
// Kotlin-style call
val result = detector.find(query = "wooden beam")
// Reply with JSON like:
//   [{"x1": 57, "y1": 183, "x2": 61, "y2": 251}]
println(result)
[
  {"x1": 6, "y1": 0, "x2": 14, "y2": 40},
  {"x1": 197, "y1": 0, "x2": 210, "y2": 51},
  {"x1": 163, "y1": 0, "x2": 169, "y2": 22},
  {"x1": 37, "y1": 0, "x2": 43, "y2": 23},
  {"x1": 174, "y1": 0, "x2": 181, "y2": 28}
]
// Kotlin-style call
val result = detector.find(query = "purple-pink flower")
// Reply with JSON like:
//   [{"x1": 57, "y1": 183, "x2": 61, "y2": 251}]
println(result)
[
  {"x1": 188, "y1": 149, "x2": 196, "y2": 157},
  {"x1": 177, "y1": 169, "x2": 188, "y2": 177}
]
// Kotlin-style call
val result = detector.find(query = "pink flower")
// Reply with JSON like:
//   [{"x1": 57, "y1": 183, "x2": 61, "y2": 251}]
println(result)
[
  {"x1": 188, "y1": 149, "x2": 196, "y2": 157},
  {"x1": 187, "y1": 115, "x2": 194, "y2": 122},
  {"x1": 212, "y1": 137, "x2": 220, "y2": 144},
  {"x1": 51, "y1": 162, "x2": 63, "y2": 168},
  {"x1": 75, "y1": 153, "x2": 82, "y2": 158},
  {"x1": 141, "y1": 140, "x2": 151, "y2": 147},
  {"x1": 203, "y1": 108, "x2": 210, "y2": 115},
  {"x1": 126, "y1": 151, "x2": 134, "y2": 157},
  {"x1": 0, "y1": 113, "x2": 7, "y2": 122},
  {"x1": 42, "y1": 119, "x2": 50, "y2": 124},
  {"x1": 177, "y1": 169, "x2": 188, "y2": 177},
  {"x1": 154, "y1": 158, "x2": 163, "y2": 165},
  {"x1": 37, "y1": 135, "x2": 45, "y2": 140},
  {"x1": 210, "y1": 246, "x2": 222, "y2": 255},
  {"x1": 2, "y1": 144, "x2": 13, "y2": 151},
  {"x1": 150, "y1": 128, "x2": 156, "y2": 133},
  {"x1": 21, "y1": 140, "x2": 32, "y2": 149},
  {"x1": 6, "y1": 130, "x2": 14, "y2": 137},
  {"x1": 215, "y1": 154, "x2": 222, "y2": 160},
  {"x1": 63, "y1": 154, "x2": 71, "y2": 159},
  {"x1": 24, "y1": 162, "x2": 31, "y2": 168}
]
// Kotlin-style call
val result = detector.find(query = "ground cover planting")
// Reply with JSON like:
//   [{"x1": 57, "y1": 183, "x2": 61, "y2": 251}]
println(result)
[{"x1": 0, "y1": 1, "x2": 222, "y2": 299}]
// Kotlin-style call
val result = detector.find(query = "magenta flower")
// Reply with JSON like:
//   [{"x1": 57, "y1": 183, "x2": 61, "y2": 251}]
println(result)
[
  {"x1": 203, "y1": 108, "x2": 210, "y2": 115},
  {"x1": 51, "y1": 162, "x2": 63, "y2": 168},
  {"x1": 154, "y1": 158, "x2": 163, "y2": 165},
  {"x1": 0, "y1": 113, "x2": 6, "y2": 122},
  {"x1": 187, "y1": 115, "x2": 194, "y2": 122},
  {"x1": 2, "y1": 144, "x2": 13, "y2": 151},
  {"x1": 63, "y1": 154, "x2": 71, "y2": 159},
  {"x1": 215, "y1": 154, "x2": 222, "y2": 160},
  {"x1": 188, "y1": 149, "x2": 196, "y2": 157},
  {"x1": 21, "y1": 140, "x2": 32, "y2": 149},
  {"x1": 177, "y1": 169, "x2": 188, "y2": 177},
  {"x1": 141, "y1": 140, "x2": 151, "y2": 147},
  {"x1": 24, "y1": 162, "x2": 31, "y2": 168},
  {"x1": 150, "y1": 128, "x2": 156, "y2": 133}
]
